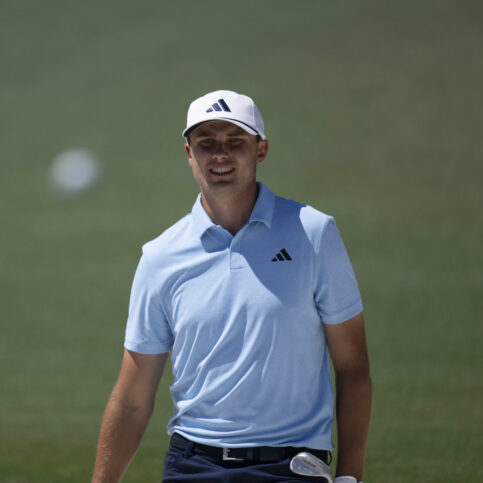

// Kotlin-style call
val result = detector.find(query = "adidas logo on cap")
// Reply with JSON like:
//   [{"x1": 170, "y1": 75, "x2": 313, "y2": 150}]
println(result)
[{"x1": 206, "y1": 98, "x2": 231, "y2": 113}]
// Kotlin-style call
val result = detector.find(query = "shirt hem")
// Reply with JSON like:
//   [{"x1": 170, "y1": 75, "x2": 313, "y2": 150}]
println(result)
[
  {"x1": 167, "y1": 428, "x2": 334, "y2": 451},
  {"x1": 322, "y1": 301, "x2": 364, "y2": 325},
  {"x1": 124, "y1": 339, "x2": 171, "y2": 354}
]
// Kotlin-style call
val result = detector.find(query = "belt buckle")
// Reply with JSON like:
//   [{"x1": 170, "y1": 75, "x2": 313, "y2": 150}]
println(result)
[{"x1": 222, "y1": 448, "x2": 244, "y2": 461}]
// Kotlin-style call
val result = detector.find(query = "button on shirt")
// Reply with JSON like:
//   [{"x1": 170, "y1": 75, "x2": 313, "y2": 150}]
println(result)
[{"x1": 124, "y1": 183, "x2": 363, "y2": 450}]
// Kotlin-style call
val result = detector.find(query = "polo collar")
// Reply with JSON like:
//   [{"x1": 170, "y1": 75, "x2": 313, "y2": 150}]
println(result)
[
  {"x1": 191, "y1": 182, "x2": 275, "y2": 239},
  {"x1": 249, "y1": 182, "x2": 275, "y2": 228}
]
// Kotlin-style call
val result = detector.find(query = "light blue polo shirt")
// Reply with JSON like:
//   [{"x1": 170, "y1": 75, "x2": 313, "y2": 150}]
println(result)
[{"x1": 124, "y1": 182, "x2": 363, "y2": 450}]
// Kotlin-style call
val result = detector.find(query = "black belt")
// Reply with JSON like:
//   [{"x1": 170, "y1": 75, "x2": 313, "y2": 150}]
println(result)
[{"x1": 170, "y1": 433, "x2": 329, "y2": 463}]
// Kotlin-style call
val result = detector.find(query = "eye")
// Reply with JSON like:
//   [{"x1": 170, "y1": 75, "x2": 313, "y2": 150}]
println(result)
[
  {"x1": 198, "y1": 138, "x2": 215, "y2": 147},
  {"x1": 229, "y1": 138, "x2": 243, "y2": 145}
]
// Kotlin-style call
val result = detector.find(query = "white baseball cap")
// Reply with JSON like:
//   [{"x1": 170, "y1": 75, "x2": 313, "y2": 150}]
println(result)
[{"x1": 182, "y1": 90, "x2": 266, "y2": 139}]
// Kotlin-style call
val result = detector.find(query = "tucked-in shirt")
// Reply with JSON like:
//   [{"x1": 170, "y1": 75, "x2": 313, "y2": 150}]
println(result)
[{"x1": 125, "y1": 182, "x2": 363, "y2": 449}]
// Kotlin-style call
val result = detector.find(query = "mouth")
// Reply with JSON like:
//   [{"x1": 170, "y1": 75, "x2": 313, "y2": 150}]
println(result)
[{"x1": 209, "y1": 167, "x2": 235, "y2": 176}]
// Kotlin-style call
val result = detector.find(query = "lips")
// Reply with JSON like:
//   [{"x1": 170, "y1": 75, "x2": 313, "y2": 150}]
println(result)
[{"x1": 209, "y1": 166, "x2": 235, "y2": 176}]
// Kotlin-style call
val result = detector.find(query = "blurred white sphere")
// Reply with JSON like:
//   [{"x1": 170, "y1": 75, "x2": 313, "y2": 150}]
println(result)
[{"x1": 49, "y1": 149, "x2": 102, "y2": 195}]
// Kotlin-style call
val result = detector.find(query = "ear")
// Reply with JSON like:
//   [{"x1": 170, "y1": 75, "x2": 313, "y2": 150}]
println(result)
[
  {"x1": 257, "y1": 140, "x2": 269, "y2": 165},
  {"x1": 185, "y1": 143, "x2": 193, "y2": 166}
]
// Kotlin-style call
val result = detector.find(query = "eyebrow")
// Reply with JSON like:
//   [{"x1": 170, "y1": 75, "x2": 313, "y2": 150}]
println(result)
[{"x1": 193, "y1": 127, "x2": 248, "y2": 138}]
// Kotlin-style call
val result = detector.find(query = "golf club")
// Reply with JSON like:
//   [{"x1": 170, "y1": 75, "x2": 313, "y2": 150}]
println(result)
[{"x1": 290, "y1": 451, "x2": 334, "y2": 482}]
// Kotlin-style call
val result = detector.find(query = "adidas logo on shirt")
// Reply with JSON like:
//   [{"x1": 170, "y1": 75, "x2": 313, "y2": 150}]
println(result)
[
  {"x1": 206, "y1": 98, "x2": 232, "y2": 113},
  {"x1": 271, "y1": 249, "x2": 292, "y2": 262}
]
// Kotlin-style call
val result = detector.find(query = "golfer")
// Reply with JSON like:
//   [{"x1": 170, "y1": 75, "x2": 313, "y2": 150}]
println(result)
[{"x1": 92, "y1": 90, "x2": 371, "y2": 483}]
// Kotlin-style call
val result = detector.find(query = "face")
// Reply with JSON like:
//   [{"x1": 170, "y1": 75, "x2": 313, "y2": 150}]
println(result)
[{"x1": 185, "y1": 120, "x2": 269, "y2": 200}]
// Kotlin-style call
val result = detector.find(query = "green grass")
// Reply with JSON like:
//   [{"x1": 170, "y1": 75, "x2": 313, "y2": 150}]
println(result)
[{"x1": 1, "y1": 1, "x2": 482, "y2": 481}]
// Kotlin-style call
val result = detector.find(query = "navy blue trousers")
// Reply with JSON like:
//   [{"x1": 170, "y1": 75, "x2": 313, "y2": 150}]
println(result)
[{"x1": 162, "y1": 437, "x2": 330, "y2": 482}]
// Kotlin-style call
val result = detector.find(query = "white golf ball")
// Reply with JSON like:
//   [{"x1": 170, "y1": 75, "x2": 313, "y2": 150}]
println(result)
[{"x1": 49, "y1": 149, "x2": 102, "y2": 195}]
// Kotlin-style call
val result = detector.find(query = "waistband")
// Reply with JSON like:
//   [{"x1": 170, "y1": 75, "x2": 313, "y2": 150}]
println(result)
[{"x1": 170, "y1": 433, "x2": 330, "y2": 464}]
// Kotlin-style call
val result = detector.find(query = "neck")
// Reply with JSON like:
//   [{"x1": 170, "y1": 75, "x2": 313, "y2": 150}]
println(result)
[{"x1": 200, "y1": 183, "x2": 258, "y2": 236}]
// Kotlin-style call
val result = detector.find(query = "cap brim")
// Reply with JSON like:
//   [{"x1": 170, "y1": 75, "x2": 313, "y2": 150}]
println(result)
[{"x1": 182, "y1": 118, "x2": 263, "y2": 139}]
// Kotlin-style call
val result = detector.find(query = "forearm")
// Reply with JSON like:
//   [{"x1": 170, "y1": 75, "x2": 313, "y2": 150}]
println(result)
[
  {"x1": 92, "y1": 392, "x2": 154, "y2": 483},
  {"x1": 334, "y1": 367, "x2": 372, "y2": 480}
]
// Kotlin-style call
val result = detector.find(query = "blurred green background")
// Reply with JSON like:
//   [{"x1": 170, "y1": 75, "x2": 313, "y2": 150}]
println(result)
[{"x1": 1, "y1": 1, "x2": 482, "y2": 481}]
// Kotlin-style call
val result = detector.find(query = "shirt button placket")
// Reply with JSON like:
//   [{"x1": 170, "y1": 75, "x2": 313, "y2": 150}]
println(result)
[{"x1": 229, "y1": 236, "x2": 244, "y2": 270}]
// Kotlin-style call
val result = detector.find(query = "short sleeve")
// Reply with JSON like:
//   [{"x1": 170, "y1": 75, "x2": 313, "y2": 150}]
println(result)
[
  {"x1": 124, "y1": 252, "x2": 174, "y2": 354},
  {"x1": 314, "y1": 217, "x2": 363, "y2": 324}
]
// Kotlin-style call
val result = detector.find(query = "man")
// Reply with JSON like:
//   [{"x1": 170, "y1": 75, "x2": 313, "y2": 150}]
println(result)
[{"x1": 92, "y1": 90, "x2": 371, "y2": 483}]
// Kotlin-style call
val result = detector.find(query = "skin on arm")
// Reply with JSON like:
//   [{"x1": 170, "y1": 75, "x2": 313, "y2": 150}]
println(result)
[
  {"x1": 324, "y1": 312, "x2": 372, "y2": 481},
  {"x1": 92, "y1": 349, "x2": 169, "y2": 483}
]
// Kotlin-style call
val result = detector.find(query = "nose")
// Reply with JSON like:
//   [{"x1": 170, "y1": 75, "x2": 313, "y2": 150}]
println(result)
[{"x1": 212, "y1": 142, "x2": 228, "y2": 162}]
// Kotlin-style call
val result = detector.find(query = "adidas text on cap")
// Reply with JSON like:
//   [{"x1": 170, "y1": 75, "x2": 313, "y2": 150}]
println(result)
[{"x1": 182, "y1": 90, "x2": 266, "y2": 140}]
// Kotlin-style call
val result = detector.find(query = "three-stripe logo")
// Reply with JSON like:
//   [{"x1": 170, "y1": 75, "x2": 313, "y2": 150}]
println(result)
[
  {"x1": 206, "y1": 99, "x2": 231, "y2": 113},
  {"x1": 272, "y1": 249, "x2": 292, "y2": 262}
]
